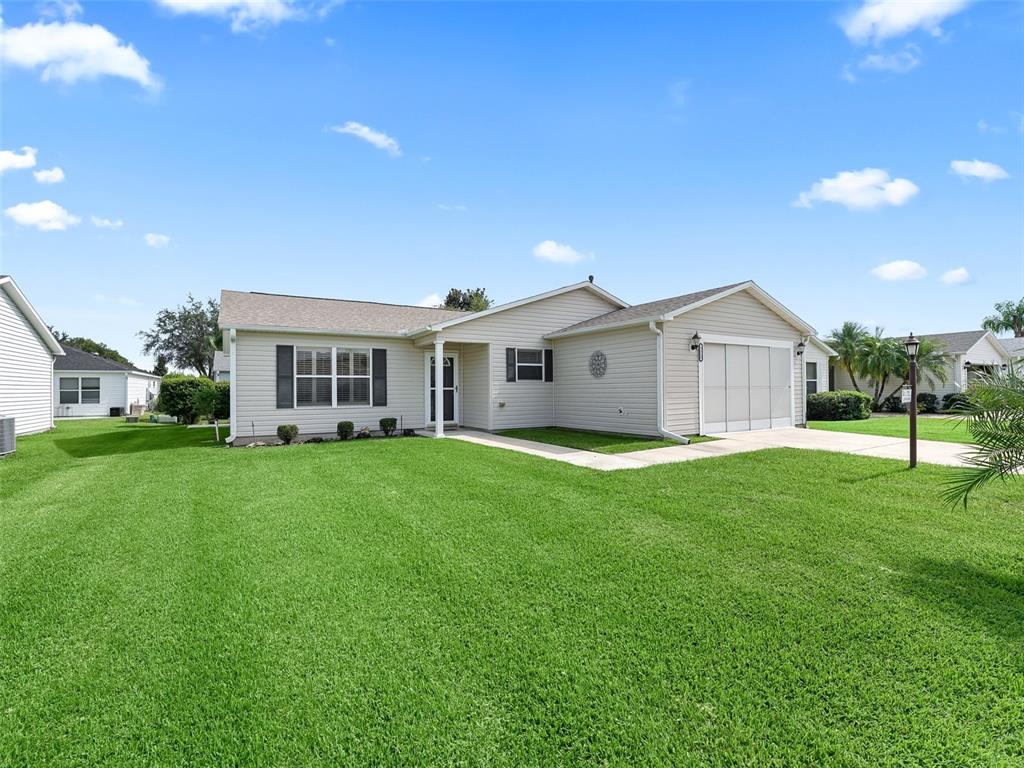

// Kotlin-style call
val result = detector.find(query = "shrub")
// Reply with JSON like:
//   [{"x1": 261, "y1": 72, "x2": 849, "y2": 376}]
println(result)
[
  {"x1": 356, "y1": 427, "x2": 372, "y2": 439},
  {"x1": 337, "y1": 421, "x2": 354, "y2": 440},
  {"x1": 943, "y1": 392, "x2": 969, "y2": 413},
  {"x1": 277, "y1": 424, "x2": 299, "y2": 444},
  {"x1": 882, "y1": 392, "x2": 906, "y2": 414},
  {"x1": 807, "y1": 390, "x2": 872, "y2": 421},
  {"x1": 379, "y1": 417, "x2": 398, "y2": 437},
  {"x1": 194, "y1": 380, "x2": 230, "y2": 421},
  {"x1": 157, "y1": 375, "x2": 215, "y2": 424},
  {"x1": 304, "y1": 436, "x2": 324, "y2": 444},
  {"x1": 917, "y1": 392, "x2": 939, "y2": 414}
]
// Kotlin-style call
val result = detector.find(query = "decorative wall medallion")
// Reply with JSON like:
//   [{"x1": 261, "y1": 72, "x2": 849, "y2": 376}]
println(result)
[{"x1": 589, "y1": 350, "x2": 607, "y2": 378}]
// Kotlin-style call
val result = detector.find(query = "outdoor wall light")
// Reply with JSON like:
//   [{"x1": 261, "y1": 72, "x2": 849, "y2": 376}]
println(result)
[
  {"x1": 690, "y1": 332, "x2": 702, "y2": 351},
  {"x1": 796, "y1": 339, "x2": 806, "y2": 356}
]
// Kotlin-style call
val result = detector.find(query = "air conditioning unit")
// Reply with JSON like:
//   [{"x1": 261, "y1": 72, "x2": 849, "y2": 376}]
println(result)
[{"x1": 0, "y1": 416, "x2": 15, "y2": 457}]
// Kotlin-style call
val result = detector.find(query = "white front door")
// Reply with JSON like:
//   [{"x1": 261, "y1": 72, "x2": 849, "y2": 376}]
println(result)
[{"x1": 425, "y1": 353, "x2": 458, "y2": 424}]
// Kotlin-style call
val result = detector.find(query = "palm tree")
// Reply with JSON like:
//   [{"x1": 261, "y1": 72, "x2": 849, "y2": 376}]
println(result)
[
  {"x1": 982, "y1": 298, "x2": 1024, "y2": 338},
  {"x1": 829, "y1": 321, "x2": 869, "y2": 392},
  {"x1": 856, "y1": 328, "x2": 903, "y2": 409},
  {"x1": 880, "y1": 338, "x2": 954, "y2": 404},
  {"x1": 943, "y1": 370, "x2": 1024, "y2": 506}
]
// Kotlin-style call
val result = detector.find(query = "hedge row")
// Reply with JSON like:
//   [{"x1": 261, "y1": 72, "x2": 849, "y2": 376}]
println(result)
[
  {"x1": 157, "y1": 375, "x2": 229, "y2": 423},
  {"x1": 806, "y1": 390, "x2": 872, "y2": 421}
]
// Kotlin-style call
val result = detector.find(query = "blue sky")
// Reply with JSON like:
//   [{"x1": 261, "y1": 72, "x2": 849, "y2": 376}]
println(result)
[{"x1": 1, "y1": 0, "x2": 1022, "y2": 367}]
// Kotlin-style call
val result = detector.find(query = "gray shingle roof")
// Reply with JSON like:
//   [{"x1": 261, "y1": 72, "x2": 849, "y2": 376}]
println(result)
[
  {"x1": 219, "y1": 290, "x2": 466, "y2": 334},
  {"x1": 549, "y1": 282, "x2": 748, "y2": 336},
  {"x1": 54, "y1": 344, "x2": 155, "y2": 376},
  {"x1": 213, "y1": 350, "x2": 228, "y2": 372},
  {"x1": 999, "y1": 336, "x2": 1024, "y2": 355},
  {"x1": 916, "y1": 330, "x2": 989, "y2": 354}
]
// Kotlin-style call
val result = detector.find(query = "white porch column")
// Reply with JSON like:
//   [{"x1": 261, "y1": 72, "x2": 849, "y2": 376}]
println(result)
[{"x1": 434, "y1": 339, "x2": 445, "y2": 438}]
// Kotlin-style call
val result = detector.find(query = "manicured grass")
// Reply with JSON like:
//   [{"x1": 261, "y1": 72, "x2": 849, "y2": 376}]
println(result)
[
  {"x1": 498, "y1": 426, "x2": 715, "y2": 453},
  {"x1": 809, "y1": 414, "x2": 972, "y2": 444},
  {"x1": 1, "y1": 418, "x2": 1022, "y2": 765}
]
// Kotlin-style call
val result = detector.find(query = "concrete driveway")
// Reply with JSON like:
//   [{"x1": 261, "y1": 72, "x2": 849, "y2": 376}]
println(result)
[{"x1": 713, "y1": 427, "x2": 972, "y2": 467}]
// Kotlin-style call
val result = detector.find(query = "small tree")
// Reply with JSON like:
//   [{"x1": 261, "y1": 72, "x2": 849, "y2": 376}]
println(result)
[
  {"x1": 195, "y1": 381, "x2": 229, "y2": 421},
  {"x1": 442, "y1": 288, "x2": 492, "y2": 313},
  {"x1": 152, "y1": 354, "x2": 170, "y2": 377},
  {"x1": 139, "y1": 295, "x2": 220, "y2": 378},
  {"x1": 982, "y1": 298, "x2": 1024, "y2": 338},
  {"x1": 158, "y1": 375, "x2": 215, "y2": 424}
]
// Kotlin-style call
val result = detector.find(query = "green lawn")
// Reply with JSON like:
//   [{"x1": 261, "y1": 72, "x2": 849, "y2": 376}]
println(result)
[
  {"x1": 809, "y1": 415, "x2": 972, "y2": 444},
  {"x1": 1, "y1": 419, "x2": 1022, "y2": 765},
  {"x1": 497, "y1": 426, "x2": 715, "y2": 453}
]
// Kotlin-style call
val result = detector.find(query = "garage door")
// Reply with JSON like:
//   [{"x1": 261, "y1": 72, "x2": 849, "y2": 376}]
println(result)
[{"x1": 703, "y1": 343, "x2": 791, "y2": 434}]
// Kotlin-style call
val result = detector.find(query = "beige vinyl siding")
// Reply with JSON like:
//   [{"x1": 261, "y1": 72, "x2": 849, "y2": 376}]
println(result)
[
  {"x1": 460, "y1": 343, "x2": 490, "y2": 429},
  {"x1": 803, "y1": 347, "x2": 828, "y2": 400},
  {"x1": 234, "y1": 331, "x2": 427, "y2": 440},
  {"x1": 966, "y1": 335, "x2": 1008, "y2": 367},
  {"x1": 833, "y1": 359, "x2": 963, "y2": 401},
  {"x1": 0, "y1": 289, "x2": 54, "y2": 435},
  {"x1": 127, "y1": 374, "x2": 160, "y2": 411},
  {"x1": 663, "y1": 289, "x2": 806, "y2": 434},
  {"x1": 53, "y1": 371, "x2": 126, "y2": 417},
  {"x1": 439, "y1": 287, "x2": 620, "y2": 430},
  {"x1": 553, "y1": 325, "x2": 658, "y2": 436}
]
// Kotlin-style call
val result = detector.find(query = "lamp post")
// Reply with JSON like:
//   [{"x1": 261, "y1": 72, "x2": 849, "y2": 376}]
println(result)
[{"x1": 905, "y1": 333, "x2": 920, "y2": 469}]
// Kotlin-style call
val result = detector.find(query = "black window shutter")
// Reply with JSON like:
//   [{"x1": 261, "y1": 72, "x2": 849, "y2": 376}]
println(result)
[
  {"x1": 372, "y1": 348, "x2": 387, "y2": 406},
  {"x1": 544, "y1": 349, "x2": 553, "y2": 382},
  {"x1": 506, "y1": 348, "x2": 517, "y2": 382},
  {"x1": 276, "y1": 345, "x2": 294, "y2": 409}
]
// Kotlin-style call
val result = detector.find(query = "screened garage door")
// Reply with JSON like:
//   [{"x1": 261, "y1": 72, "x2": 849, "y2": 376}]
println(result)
[{"x1": 703, "y1": 343, "x2": 791, "y2": 434}]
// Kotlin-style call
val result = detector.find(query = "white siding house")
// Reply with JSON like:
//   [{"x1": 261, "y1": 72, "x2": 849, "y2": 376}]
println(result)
[
  {"x1": 221, "y1": 280, "x2": 828, "y2": 444},
  {"x1": 0, "y1": 276, "x2": 64, "y2": 436},
  {"x1": 53, "y1": 345, "x2": 161, "y2": 418}
]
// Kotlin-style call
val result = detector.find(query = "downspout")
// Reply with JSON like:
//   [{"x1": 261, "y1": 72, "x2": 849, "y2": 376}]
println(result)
[{"x1": 649, "y1": 321, "x2": 690, "y2": 445}]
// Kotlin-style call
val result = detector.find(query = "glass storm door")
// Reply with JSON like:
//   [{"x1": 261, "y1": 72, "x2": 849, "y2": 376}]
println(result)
[{"x1": 429, "y1": 356, "x2": 457, "y2": 422}]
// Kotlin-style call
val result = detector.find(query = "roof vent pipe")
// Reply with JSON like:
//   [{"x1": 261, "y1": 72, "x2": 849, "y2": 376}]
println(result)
[{"x1": 588, "y1": 275, "x2": 594, "y2": 283}]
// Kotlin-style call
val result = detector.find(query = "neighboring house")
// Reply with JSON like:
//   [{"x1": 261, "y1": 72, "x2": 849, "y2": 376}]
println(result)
[
  {"x1": 1000, "y1": 337, "x2": 1024, "y2": 369},
  {"x1": 53, "y1": 345, "x2": 161, "y2": 418},
  {"x1": 220, "y1": 279, "x2": 833, "y2": 444},
  {"x1": 212, "y1": 351, "x2": 230, "y2": 382},
  {"x1": 0, "y1": 276, "x2": 65, "y2": 436},
  {"x1": 831, "y1": 330, "x2": 1012, "y2": 400}
]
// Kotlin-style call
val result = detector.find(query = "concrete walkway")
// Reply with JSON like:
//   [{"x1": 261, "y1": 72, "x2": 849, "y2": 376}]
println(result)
[{"x1": 433, "y1": 427, "x2": 972, "y2": 470}]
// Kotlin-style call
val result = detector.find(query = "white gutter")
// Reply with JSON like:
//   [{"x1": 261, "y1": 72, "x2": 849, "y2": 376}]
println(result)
[{"x1": 649, "y1": 321, "x2": 690, "y2": 445}]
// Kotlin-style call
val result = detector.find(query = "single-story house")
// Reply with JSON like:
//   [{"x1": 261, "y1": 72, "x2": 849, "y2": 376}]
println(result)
[
  {"x1": 831, "y1": 330, "x2": 1012, "y2": 400},
  {"x1": 1000, "y1": 336, "x2": 1024, "y2": 368},
  {"x1": 212, "y1": 351, "x2": 230, "y2": 382},
  {"x1": 219, "y1": 279, "x2": 834, "y2": 444},
  {"x1": 0, "y1": 275, "x2": 64, "y2": 436},
  {"x1": 54, "y1": 344, "x2": 161, "y2": 418}
]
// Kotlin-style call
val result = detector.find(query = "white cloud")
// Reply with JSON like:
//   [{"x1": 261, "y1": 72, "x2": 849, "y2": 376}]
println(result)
[
  {"x1": 329, "y1": 122, "x2": 402, "y2": 157},
  {"x1": 858, "y1": 45, "x2": 920, "y2": 74},
  {"x1": 949, "y1": 159, "x2": 1009, "y2": 181},
  {"x1": 38, "y1": 0, "x2": 84, "y2": 20},
  {"x1": 0, "y1": 20, "x2": 160, "y2": 90},
  {"x1": 144, "y1": 233, "x2": 171, "y2": 247},
  {"x1": 976, "y1": 118, "x2": 1004, "y2": 135},
  {"x1": 840, "y1": 0, "x2": 970, "y2": 45},
  {"x1": 0, "y1": 146, "x2": 38, "y2": 174},
  {"x1": 940, "y1": 267, "x2": 970, "y2": 285},
  {"x1": 870, "y1": 260, "x2": 927, "y2": 281},
  {"x1": 33, "y1": 166, "x2": 65, "y2": 184},
  {"x1": 91, "y1": 215, "x2": 124, "y2": 229},
  {"x1": 437, "y1": 203, "x2": 468, "y2": 212},
  {"x1": 416, "y1": 293, "x2": 442, "y2": 308},
  {"x1": 794, "y1": 168, "x2": 919, "y2": 210},
  {"x1": 533, "y1": 240, "x2": 592, "y2": 264},
  {"x1": 4, "y1": 200, "x2": 81, "y2": 231},
  {"x1": 154, "y1": 0, "x2": 297, "y2": 33}
]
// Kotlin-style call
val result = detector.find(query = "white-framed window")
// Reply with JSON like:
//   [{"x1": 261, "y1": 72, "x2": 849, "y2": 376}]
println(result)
[
  {"x1": 806, "y1": 362, "x2": 818, "y2": 395},
  {"x1": 295, "y1": 348, "x2": 333, "y2": 407},
  {"x1": 59, "y1": 377, "x2": 101, "y2": 405},
  {"x1": 516, "y1": 348, "x2": 544, "y2": 381},
  {"x1": 336, "y1": 348, "x2": 371, "y2": 405}
]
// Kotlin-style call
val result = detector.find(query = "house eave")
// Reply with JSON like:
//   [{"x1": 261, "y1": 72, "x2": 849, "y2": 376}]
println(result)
[{"x1": 228, "y1": 323, "x2": 409, "y2": 339}]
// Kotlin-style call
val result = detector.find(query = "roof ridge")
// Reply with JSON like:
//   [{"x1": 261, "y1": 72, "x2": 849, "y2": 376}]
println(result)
[{"x1": 233, "y1": 290, "x2": 468, "y2": 313}]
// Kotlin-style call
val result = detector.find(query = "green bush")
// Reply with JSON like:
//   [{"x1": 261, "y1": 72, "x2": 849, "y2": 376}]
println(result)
[
  {"x1": 379, "y1": 417, "x2": 398, "y2": 437},
  {"x1": 917, "y1": 392, "x2": 939, "y2": 414},
  {"x1": 194, "y1": 381, "x2": 230, "y2": 421},
  {"x1": 807, "y1": 390, "x2": 872, "y2": 421},
  {"x1": 943, "y1": 392, "x2": 969, "y2": 413},
  {"x1": 337, "y1": 421, "x2": 354, "y2": 440},
  {"x1": 277, "y1": 424, "x2": 299, "y2": 444},
  {"x1": 157, "y1": 375, "x2": 215, "y2": 424},
  {"x1": 882, "y1": 392, "x2": 906, "y2": 413}
]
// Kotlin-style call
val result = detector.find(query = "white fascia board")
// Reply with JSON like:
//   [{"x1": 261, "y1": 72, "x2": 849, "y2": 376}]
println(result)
[
  {"x1": 410, "y1": 281, "x2": 629, "y2": 337},
  {"x1": 230, "y1": 324, "x2": 407, "y2": 339},
  {"x1": 663, "y1": 281, "x2": 818, "y2": 336},
  {"x1": 0, "y1": 276, "x2": 64, "y2": 356}
]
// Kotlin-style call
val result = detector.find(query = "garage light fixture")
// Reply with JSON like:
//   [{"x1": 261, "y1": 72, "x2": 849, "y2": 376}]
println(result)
[
  {"x1": 690, "y1": 332, "x2": 701, "y2": 350},
  {"x1": 796, "y1": 339, "x2": 806, "y2": 356}
]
